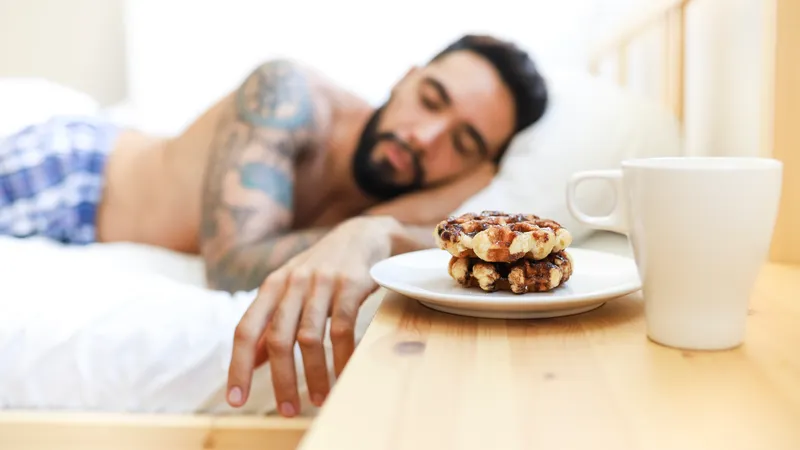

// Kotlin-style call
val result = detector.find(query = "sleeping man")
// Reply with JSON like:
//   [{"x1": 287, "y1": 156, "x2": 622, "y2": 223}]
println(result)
[{"x1": 0, "y1": 34, "x2": 547, "y2": 415}]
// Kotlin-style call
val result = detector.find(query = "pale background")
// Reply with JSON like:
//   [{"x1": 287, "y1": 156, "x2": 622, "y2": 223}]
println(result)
[{"x1": 0, "y1": 0, "x2": 767, "y2": 157}]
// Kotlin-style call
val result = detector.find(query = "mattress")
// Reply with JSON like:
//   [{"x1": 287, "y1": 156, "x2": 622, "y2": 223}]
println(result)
[{"x1": 0, "y1": 231, "x2": 631, "y2": 415}]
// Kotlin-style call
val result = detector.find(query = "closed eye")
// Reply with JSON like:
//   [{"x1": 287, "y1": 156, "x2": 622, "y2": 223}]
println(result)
[
  {"x1": 452, "y1": 128, "x2": 479, "y2": 158},
  {"x1": 421, "y1": 95, "x2": 442, "y2": 111},
  {"x1": 419, "y1": 77, "x2": 450, "y2": 111}
]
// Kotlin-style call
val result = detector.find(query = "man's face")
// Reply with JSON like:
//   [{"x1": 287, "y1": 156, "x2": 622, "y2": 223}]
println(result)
[{"x1": 352, "y1": 50, "x2": 516, "y2": 200}]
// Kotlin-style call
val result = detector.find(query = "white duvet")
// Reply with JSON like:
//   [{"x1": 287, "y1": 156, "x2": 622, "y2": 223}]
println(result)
[{"x1": 0, "y1": 236, "x2": 382, "y2": 415}]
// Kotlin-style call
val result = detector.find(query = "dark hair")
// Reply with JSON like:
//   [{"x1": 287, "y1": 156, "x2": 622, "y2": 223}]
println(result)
[{"x1": 430, "y1": 34, "x2": 548, "y2": 161}]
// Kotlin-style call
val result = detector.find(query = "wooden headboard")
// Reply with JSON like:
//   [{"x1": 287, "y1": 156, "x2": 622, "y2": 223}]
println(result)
[
  {"x1": 586, "y1": 0, "x2": 799, "y2": 265},
  {"x1": 766, "y1": 0, "x2": 799, "y2": 264},
  {"x1": 588, "y1": 0, "x2": 691, "y2": 128}
]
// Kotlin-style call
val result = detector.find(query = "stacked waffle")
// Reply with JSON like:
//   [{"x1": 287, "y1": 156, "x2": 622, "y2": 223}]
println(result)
[{"x1": 433, "y1": 211, "x2": 575, "y2": 294}]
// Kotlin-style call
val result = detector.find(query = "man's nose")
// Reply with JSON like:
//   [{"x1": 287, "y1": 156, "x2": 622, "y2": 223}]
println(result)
[{"x1": 409, "y1": 120, "x2": 448, "y2": 151}]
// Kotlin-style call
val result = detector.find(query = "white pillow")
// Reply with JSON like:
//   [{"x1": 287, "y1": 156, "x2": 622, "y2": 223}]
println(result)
[
  {"x1": 453, "y1": 67, "x2": 683, "y2": 242},
  {"x1": 0, "y1": 78, "x2": 100, "y2": 139}
]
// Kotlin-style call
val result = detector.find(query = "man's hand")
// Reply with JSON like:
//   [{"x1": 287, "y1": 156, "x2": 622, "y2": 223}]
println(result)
[{"x1": 226, "y1": 216, "x2": 412, "y2": 417}]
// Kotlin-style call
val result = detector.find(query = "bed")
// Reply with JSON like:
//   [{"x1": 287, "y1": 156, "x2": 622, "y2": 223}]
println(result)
[{"x1": 1, "y1": 0, "x2": 797, "y2": 448}]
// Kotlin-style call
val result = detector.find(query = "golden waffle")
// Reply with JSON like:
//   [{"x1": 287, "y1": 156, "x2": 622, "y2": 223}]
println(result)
[
  {"x1": 447, "y1": 250, "x2": 573, "y2": 294},
  {"x1": 434, "y1": 211, "x2": 572, "y2": 262}
]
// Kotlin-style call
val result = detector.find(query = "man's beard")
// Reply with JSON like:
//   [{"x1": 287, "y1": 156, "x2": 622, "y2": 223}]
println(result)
[{"x1": 351, "y1": 106, "x2": 424, "y2": 201}]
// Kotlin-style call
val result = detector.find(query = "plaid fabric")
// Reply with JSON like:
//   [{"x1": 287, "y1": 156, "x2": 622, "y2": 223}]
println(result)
[{"x1": 0, "y1": 116, "x2": 119, "y2": 245}]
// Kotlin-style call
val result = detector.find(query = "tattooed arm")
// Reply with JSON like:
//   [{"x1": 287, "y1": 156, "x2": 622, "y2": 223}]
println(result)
[
  {"x1": 206, "y1": 229, "x2": 330, "y2": 292},
  {"x1": 200, "y1": 59, "x2": 324, "y2": 293}
]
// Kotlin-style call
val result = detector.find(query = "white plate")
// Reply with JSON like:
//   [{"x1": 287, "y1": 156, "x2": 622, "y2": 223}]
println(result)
[{"x1": 370, "y1": 248, "x2": 641, "y2": 319}]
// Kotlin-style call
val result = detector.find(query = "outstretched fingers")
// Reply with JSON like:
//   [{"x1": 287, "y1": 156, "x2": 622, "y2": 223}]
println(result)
[
  {"x1": 297, "y1": 271, "x2": 336, "y2": 406},
  {"x1": 265, "y1": 269, "x2": 312, "y2": 417},
  {"x1": 330, "y1": 277, "x2": 375, "y2": 377},
  {"x1": 227, "y1": 271, "x2": 286, "y2": 407}
]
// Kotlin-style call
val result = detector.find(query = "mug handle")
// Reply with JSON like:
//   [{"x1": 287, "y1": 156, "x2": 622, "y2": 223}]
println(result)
[{"x1": 566, "y1": 170, "x2": 629, "y2": 234}]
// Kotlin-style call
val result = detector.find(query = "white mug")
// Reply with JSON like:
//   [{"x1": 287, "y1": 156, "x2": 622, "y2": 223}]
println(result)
[{"x1": 566, "y1": 157, "x2": 783, "y2": 350}]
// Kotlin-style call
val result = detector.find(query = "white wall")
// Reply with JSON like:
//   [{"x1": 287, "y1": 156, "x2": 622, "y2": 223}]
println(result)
[
  {"x1": 121, "y1": 0, "x2": 605, "y2": 133},
  {"x1": 121, "y1": 0, "x2": 767, "y2": 157},
  {"x1": 685, "y1": 0, "x2": 765, "y2": 157},
  {"x1": 0, "y1": 0, "x2": 767, "y2": 157},
  {"x1": 587, "y1": 0, "x2": 765, "y2": 158},
  {"x1": 0, "y1": 0, "x2": 127, "y2": 106}
]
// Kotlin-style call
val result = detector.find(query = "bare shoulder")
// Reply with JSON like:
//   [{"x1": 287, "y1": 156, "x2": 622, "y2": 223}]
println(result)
[{"x1": 235, "y1": 59, "x2": 343, "y2": 147}]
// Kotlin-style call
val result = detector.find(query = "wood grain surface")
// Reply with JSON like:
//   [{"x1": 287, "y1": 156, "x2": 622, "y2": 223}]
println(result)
[
  {"x1": 299, "y1": 263, "x2": 800, "y2": 450},
  {"x1": 0, "y1": 412, "x2": 311, "y2": 450}
]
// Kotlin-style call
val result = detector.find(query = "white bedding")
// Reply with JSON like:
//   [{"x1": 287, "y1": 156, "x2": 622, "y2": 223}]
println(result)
[
  {"x1": 0, "y1": 236, "x2": 386, "y2": 415},
  {"x1": 0, "y1": 233, "x2": 630, "y2": 414}
]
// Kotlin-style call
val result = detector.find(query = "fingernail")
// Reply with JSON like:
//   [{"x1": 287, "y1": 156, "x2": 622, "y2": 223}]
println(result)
[
  {"x1": 311, "y1": 393, "x2": 326, "y2": 406},
  {"x1": 280, "y1": 401, "x2": 296, "y2": 417},
  {"x1": 228, "y1": 387, "x2": 242, "y2": 405}
]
